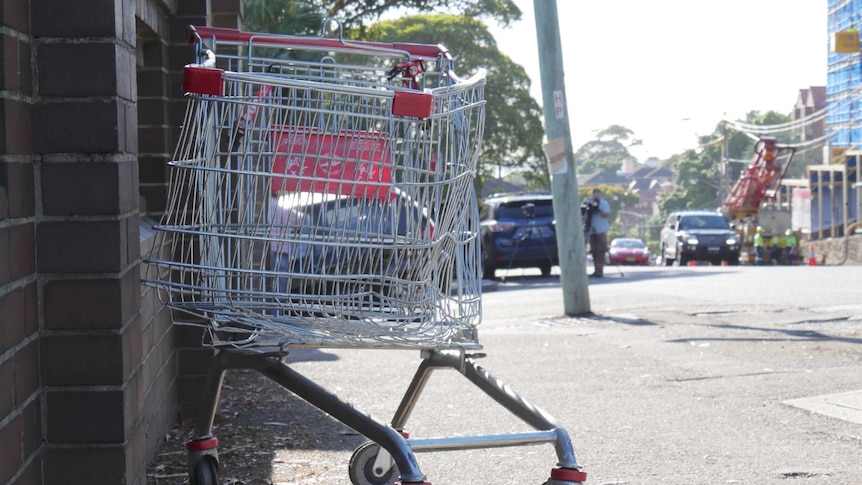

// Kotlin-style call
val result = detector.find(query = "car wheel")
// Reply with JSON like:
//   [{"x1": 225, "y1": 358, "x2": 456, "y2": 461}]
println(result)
[
  {"x1": 661, "y1": 244, "x2": 673, "y2": 266},
  {"x1": 726, "y1": 254, "x2": 740, "y2": 266},
  {"x1": 539, "y1": 263, "x2": 552, "y2": 277},
  {"x1": 482, "y1": 261, "x2": 496, "y2": 280},
  {"x1": 675, "y1": 247, "x2": 688, "y2": 266}
]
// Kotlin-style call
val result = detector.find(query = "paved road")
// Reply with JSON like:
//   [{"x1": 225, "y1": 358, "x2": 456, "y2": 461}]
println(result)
[{"x1": 213, "y1": 265, "x2": 862, "y2": 484}]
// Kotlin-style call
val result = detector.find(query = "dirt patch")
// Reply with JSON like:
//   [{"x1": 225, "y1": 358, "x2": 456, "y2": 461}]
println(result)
[{"x1": 146, "y1": 366, "x2": 365, "y2": 485}]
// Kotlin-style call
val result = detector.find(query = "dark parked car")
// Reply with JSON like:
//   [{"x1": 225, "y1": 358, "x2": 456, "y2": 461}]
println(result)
[
  {"x1": 608, "y1": 237, "x2": 650, "y2": 265},
  {"x1": 269, "y1": 191, "x2": 434, "y2": 300},
  {"x1": 479, "y1": 193, "x2": 558, "y2": 279},
  {"x1": 659, "y1": 210, "x2": 740, "y2": 266}
]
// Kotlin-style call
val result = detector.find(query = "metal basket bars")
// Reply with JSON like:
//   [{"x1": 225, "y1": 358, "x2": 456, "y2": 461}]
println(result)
[{"x1": 144, "y1": 22, "x2": 486, "y2": 349}]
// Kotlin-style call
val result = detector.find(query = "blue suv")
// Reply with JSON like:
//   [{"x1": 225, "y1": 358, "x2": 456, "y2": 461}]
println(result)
[{"x1": 479, "y1": 193, "x2": 558, "y2": 279}]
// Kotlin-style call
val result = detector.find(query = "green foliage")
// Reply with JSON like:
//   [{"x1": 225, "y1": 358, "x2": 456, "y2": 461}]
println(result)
[
  {"x1": 322, "y1": 0, "x2": 522, "y2": 28},
  {"x1": 657, "y1": 110, "x2": 793, "y2": 219},
  {"x1": 574, "y1": 124, "x2": 640, "y2": 174},
  {"x1": 362, "y1": 14, "x2": 546, "y2": 188},
  {"x1": 243, "y1": 0, "x2": 324, "y2": 35},
  {"x1": 658, "y1": 149, "x2": 720, "y2": 213},
  {"x1": 577, "y1": 184, "x2": 640, "y2": 227}
]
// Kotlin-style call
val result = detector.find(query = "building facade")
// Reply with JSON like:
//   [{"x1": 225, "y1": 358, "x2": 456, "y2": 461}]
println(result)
[
  {"x1": 811, "y1": 0, "x2": 860, "y2": 238},
  {"x1": 0, "y1": 0, "x2": 241, "y2": 483}
]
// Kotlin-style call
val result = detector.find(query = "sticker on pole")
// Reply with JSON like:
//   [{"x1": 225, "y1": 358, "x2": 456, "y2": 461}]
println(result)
[
  {"x1": 543, "y1": 137, "x2": 568, "y2": 175},
  {"x1": 553, "y1": 90, "x2": 565, "y2": 119}
]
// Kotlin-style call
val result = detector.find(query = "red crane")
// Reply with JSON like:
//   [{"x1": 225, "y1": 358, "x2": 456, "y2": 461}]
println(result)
[{"x1": 724, "y1": 136, "x2": 797, "y2": 220}]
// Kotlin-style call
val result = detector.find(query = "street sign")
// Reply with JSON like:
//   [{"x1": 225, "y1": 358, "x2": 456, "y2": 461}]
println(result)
[{"x1": 834, "y1": 30, "x2": 859, "y2": 53}]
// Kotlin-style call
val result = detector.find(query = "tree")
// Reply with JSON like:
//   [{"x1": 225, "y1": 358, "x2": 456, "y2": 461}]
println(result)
[
  {"x1": 323, "y1": 0, "x2": 522, "y2": 28},
  {"x1": 658, "y1": 149, "x2": 719, "y2": 213},
  {"x1": 243, "y1": 0, "x2": 325, "y2": 35},
  {"x1": 658, "y1": 110, "x2": 793, "y2": 216},
  {"x1": 362, "y1": 14, "x2": 546, "y2": 191},
  {"x1": 573, "y1": 124, "x2": 641, "y2": 175}
]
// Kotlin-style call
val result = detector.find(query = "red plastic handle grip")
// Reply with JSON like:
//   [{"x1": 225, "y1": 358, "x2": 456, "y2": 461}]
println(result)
[{"x1": 189, "y1": 25, "x2": 447, "y2": 59}]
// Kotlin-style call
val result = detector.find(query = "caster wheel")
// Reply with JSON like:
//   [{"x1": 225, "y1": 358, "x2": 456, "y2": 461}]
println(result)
[
  {"x1": 543, "y1": 467, "x2": 586, "y2": 485},
  {"x1": 348, "y1": 442, "x2": 399, "y2": 485},
  {"x1": 190, "y1": 457, "x2": 219, "y2": 485}
]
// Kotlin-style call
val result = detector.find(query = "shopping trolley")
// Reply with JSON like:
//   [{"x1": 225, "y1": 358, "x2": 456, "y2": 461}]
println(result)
[{"x1": 144, "y1": 19, "x2": 586, "y2": 485}]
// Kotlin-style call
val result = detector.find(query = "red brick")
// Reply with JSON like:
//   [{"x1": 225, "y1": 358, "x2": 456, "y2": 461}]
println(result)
[
  {"x1": 46, "y1": 390, "x2": 125, "y2": 443},
  {"x1": 9, "y1": 456, "x2": 41, "y2": 485},
  {"x1": 37, "y1": 220, "x2": 124, "y2": 273},
  {"x1": 123, "y1": 318, "x2": 143, "y2": 382},
  {"x1": 32, "y1": 101, "x2": 122, "y2": 154},
  {"x1": 138, "y1": 155, "x2": 168, "y2": 184},
  {"x1": 2, "y1": 34, "x2": 18, "y2": 91},
  {"x1": 43, "y1": 446, "x2": 126, "y2": 485},
  {"x1": 20, "y1": 399, "x2": 41, "y2": 458},
  {"x1": 0, "y1": 0, "x2": 30, "y2": 34},
  {"x1": 212, "y1": 0, "x2": 242, "y2": 13},
  {"x1": 31, "y1": 0, "x2": 117, "y2": 37},
  {"x1": 137, "y1": 69, "x2": 167, "y2": 98},
  {"x1": 9, "y1": 223, "x2": 34, "y2": 279},
  {"x1": 13, "y1": 340, "x2": 39, "y2": 405},
  {"x1": 0, "y1": 416, "x2": 23, "y2": 484},
  {"x1": 0, "y1": 227, "x2": 8, "y2": 285},
  {"x1": 0, "y1": 358, "x2": 12, "y2": 419},
  {"x1": 41, "y1": 334, "x2": 124, "y2": 386},
  {"x1": 1, "y1": 98, "x2": 32, "y2": 154},
  {"x1": 0, "y1": 288, "x2": 26, "y2": 353},
  {"x1": 41, "y1": 162, "x2": 121, "y2": 216},
  {"x1": 5, "y1": 162, "x2": 36, "y2": 218},
  {"x1": 38, "y1": 42, "x2": 119, "y2": 97},
  {"x1": 23, "y1": 283, "x2": 36, "y2": 336},
  {"x1": 44, "y1": 278, "x2": 122, "y2": 330}
]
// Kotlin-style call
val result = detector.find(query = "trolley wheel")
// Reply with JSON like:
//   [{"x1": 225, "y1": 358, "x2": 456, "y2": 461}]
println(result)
[
  {"x1": 348, "y1": 442, "x2": 399, "y2": 485},
  {"x1": 190, "y1": 457, "x2": 219, "y2": 485}
]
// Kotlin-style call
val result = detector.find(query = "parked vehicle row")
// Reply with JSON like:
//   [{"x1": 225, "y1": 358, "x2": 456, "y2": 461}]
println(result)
[{"x1": 270, "y1": 192, "x2": 743, "y2": 285}]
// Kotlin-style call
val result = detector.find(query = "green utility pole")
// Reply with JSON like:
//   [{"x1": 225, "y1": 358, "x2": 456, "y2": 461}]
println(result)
[{"x1": 533, "y1": 0, "x2": 590, "y2": 315}]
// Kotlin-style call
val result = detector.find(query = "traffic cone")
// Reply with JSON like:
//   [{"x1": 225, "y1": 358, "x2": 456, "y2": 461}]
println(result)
[{"x1": 807, "y1": 244, "x2": 817, "y2": 266}]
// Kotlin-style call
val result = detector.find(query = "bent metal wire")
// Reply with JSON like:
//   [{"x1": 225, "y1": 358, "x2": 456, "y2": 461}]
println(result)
[{"x1": 142, "y1": 23, "x2": 486, "y2": 349}]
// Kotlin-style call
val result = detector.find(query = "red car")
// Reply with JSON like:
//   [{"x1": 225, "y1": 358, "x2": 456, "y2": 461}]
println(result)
[{"x1": 608, "y1": 238, "x2": 650, "y2": 265}]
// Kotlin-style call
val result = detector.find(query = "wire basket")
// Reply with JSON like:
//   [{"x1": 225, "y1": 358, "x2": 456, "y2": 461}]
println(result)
[{"x1": 143, "y1": 24, "x2": 486, "y2": 349}]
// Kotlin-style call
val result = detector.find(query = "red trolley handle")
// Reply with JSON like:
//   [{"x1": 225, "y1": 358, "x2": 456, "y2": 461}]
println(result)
[{"x1": 189, "y1": 25, "x2": 450, "y2": 60}]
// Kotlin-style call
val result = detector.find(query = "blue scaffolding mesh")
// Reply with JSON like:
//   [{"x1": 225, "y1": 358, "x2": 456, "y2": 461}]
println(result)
[{"x1": 827, "y1": 0, "x2": 862, "y2": 146}]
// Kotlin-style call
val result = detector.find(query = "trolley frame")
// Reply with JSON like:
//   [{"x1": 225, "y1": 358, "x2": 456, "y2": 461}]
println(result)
[{"x1": 146, "y1": 20, "x2": 587, "y2": 485}]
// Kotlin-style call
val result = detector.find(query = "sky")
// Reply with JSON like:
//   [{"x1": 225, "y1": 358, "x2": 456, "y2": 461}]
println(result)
[{"x1": 485, "y1": 0, "x2": 828, "y2": 162}]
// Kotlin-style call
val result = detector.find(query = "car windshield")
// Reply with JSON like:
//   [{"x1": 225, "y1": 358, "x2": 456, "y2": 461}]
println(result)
[
  {"x1": 613, "y1": 239, "x2": 645, "y2": 248},
  {"x1": 679, "y1": 215, "x2": 730, "y2": 230},
  {"x1": 498, "y1": 200, "x2": 554, "y2": 219}
]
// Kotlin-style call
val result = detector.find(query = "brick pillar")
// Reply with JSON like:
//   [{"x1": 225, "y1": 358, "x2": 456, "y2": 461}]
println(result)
[
  {"x1": 213, "y1": 0, "x2": 243, "y2": 29},
  {"x1": 1, "y1": 0, "x2": 42, "y2": 484},
  {"x1": 31, "y1": 0, "x2": 146, "y2": 482}
]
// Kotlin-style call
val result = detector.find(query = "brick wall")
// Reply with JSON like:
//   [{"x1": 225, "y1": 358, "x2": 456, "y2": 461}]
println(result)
[
  {"x1": 1, "y1": 0, "x2": 240, "y2": 483},
  {"x1": 1, "y1": 0, "x2": 41, "y2": 483}
]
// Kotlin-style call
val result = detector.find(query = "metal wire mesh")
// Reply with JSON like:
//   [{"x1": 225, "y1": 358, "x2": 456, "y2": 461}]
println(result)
[{"x1": 143, "y1": 27, "x2": 486, "y2": 349}]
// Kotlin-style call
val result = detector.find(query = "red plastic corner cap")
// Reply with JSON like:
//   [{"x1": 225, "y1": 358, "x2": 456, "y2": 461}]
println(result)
[
  {"x1": 550, "y1": 467, "x2": 587, "y2": 482},
  {"x1": 183, "y1": 65, "x2": 224, "y2": 96},
  {"x1": 186, "y1": 437, "x2": 219, "y2": 452},
  {"x1": 392, "y1": 90, "x2": 433, "y2": 119}
]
